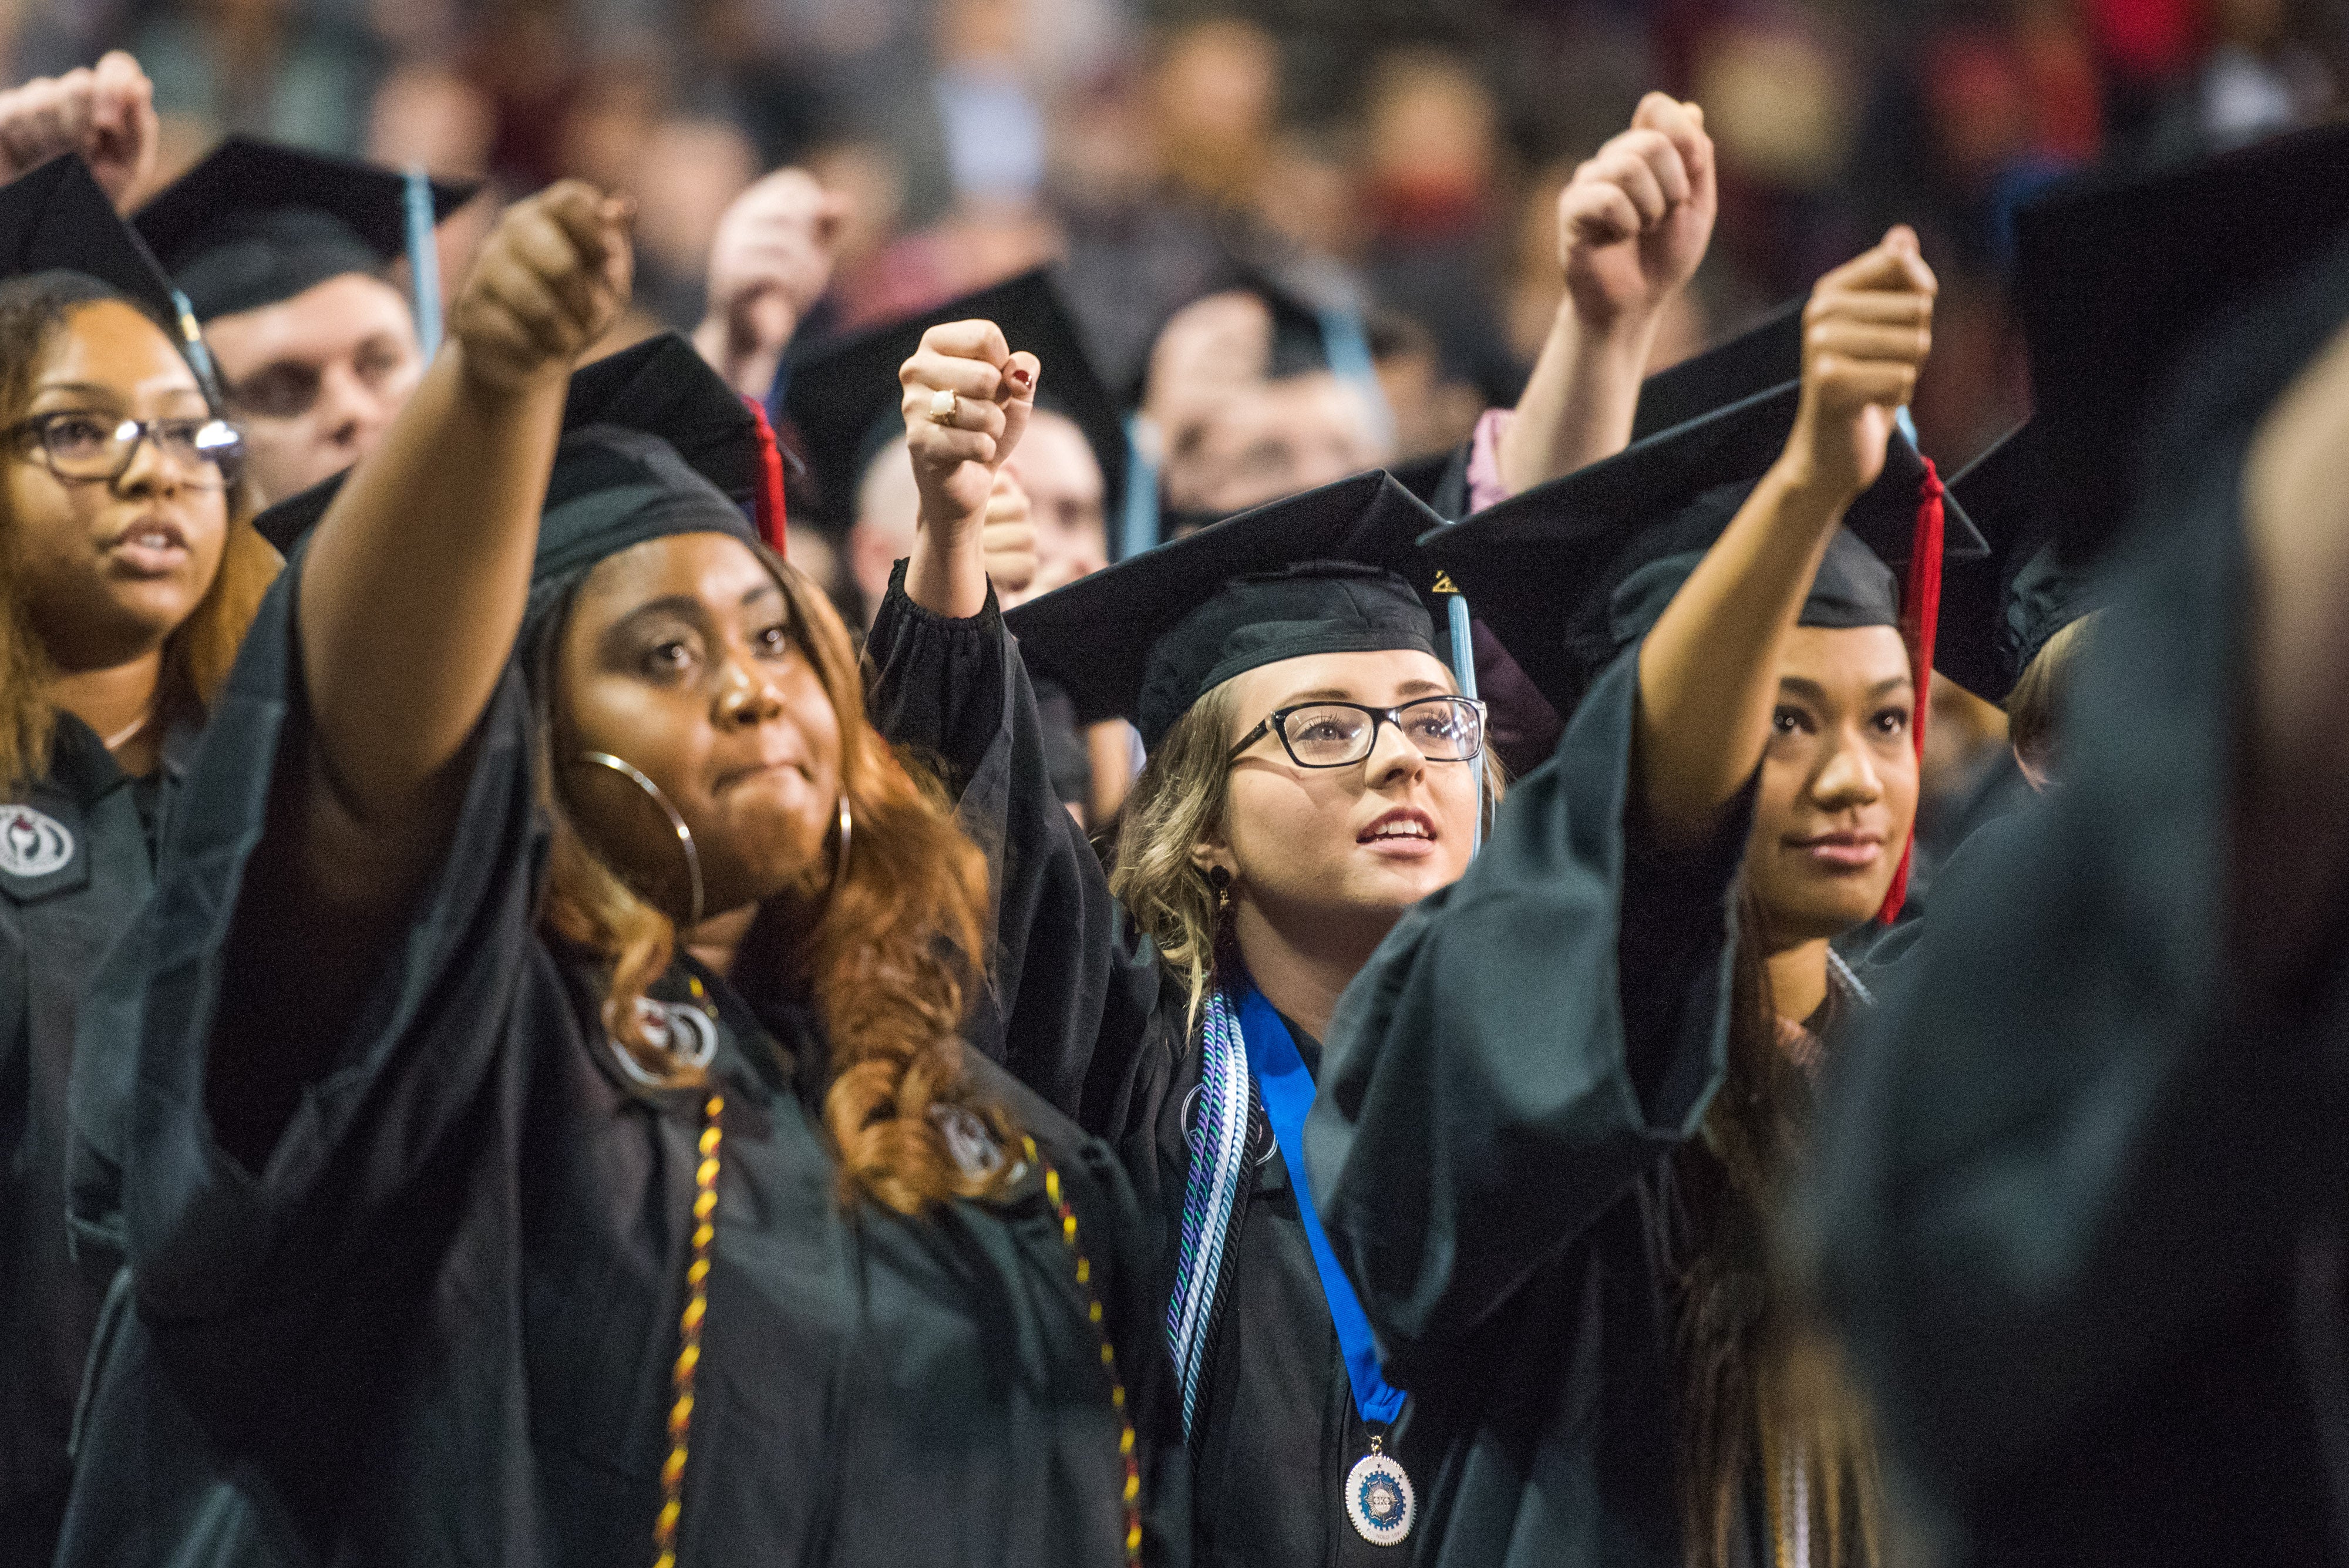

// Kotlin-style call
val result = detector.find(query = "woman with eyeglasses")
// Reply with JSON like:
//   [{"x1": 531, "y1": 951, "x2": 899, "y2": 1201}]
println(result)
[
  {"x1": 866, "y1": 315, "x2": 1505, "y2": 1566},
  {"x1": 0, "y1": 159, "x2": 275, "y2": 1563},
  {"x1": 53, "y1": 180, "x2": 1177, "y2": 1568}
]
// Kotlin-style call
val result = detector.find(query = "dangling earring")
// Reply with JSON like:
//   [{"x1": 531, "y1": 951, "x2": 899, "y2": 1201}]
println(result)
[
  {"x1": 577, "y1": 751, "x2": 705, "y2": 928},
  {"x1": 1207, "y1": 864, "x2": 1233, "y2": 908},
  {"x1": 834, "y1": 793, "x2": 853, "y2": 890}
]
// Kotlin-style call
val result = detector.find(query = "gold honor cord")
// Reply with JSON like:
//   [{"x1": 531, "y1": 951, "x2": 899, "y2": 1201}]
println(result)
[{"x1": 1027, "y1": 1135, "x2": 1144, "y2": 1564}]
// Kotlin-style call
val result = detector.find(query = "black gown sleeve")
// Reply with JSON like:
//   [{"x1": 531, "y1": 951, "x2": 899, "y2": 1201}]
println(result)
[
  {"x1": 863, "y1": 562, "x2": 1165, "y2": 1133},
  {"x1": 115, "y1": 550, "x2": 544, "y2": 1331},
  {"x1": 1303, "y1": 646, "x2": 1751, "y2": 1382},
  {"x1": 1811, "y1": 422, "x2": 2349, "y2": 1553}
]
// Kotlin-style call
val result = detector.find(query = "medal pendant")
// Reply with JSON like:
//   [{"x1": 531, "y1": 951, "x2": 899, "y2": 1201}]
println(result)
[{"x1": 1344, "y1": 1437, "x2": 1414, "y2": 1546}]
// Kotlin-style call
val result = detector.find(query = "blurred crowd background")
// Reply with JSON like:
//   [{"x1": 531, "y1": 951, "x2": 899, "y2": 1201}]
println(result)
[{"x1": 9, "y1": 0, "x2": 2343, "y2": 476}]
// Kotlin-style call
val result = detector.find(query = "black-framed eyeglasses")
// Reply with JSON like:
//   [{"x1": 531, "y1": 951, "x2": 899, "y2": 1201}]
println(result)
[
  {"x1": 4, "y1": 411, "x2": 244, "y2": 490},
  {"x1": 1229, "y1": 695, "x2": 1488, "y2": 769}
]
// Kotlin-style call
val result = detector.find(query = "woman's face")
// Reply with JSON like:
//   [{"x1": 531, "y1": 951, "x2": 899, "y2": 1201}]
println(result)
[
  {"x1": 556, "y1": 531, "x2": 843, "y2": 923},
  {"x1": 1203, "y1": 647, "x2": 1480, "y2": 943},
  {"x1": 7, "y1": 300, "x2": 230, "y2": 672},
  {"x1": 1743, "y1": 624, "x2": 1919, "y2": 945}
]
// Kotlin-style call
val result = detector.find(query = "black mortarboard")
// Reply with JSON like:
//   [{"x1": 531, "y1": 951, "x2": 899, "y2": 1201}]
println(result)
[
  {"x1": 1929, "y1": 422, "x2": 2105, "y2": 705},
  {"x1": 253, "y1": 333, "x2": 769, "y2": 581},
  {"x1": 0, "y1": 154, "x2": 210, "y2": 383},
  {"x1": 1006, "y1": 470, "x2": 1452, "y2": 748},
  {"x1": 2015, "y1": 120, "x2": 2349, "y2": 563},
  {"x1": 1430, "y1": 382, "x2": 1985, "y2": 920},
  {"x1": 0, "y1": 154, "x2": 180, "y2": 322},
  {"x1": 134, "y1": 137, "x2": 479, "y2": 321},
  {"x1": 1628, "y1": 297, "x2": 1805, "y2": 443},
  {"x1": 783, "y1": 268, "x2": 1126, "y2": 530},
  {"x1": 1429, "y1": 382, "x2": 1987, "y2": 717}
]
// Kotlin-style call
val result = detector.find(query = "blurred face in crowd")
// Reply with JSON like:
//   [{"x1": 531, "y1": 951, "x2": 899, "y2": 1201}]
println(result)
[
  {"x1": 1203, "y1": 648, "x2": 1482, "y2": 953},
  {"x1": 7, "y1": 300, "x2": 231, "y2": 671},
  {"x1": 1166, "y1": 372, "x2": 1391, "y2": 518},
  {"x1": 204, "y1": 271, "x2": 423, "y2": 503},
  {"x1": 1004, "y1": 409, "x2": 1106, "y2": 602},
  {"x1": 1744, "y1": 625, "x2": 1919, "y2": 946},
  {"x1": 849, "y1": 435, "x2": 920, "y2": 627}
]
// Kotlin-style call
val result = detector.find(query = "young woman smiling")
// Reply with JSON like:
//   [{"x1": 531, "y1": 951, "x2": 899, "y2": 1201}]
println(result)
[{"x1": 0, "y1": 158, "x2": 274, "y2": 1564}]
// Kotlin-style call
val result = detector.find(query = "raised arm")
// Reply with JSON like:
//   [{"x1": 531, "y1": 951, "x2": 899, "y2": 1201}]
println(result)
[
  {"x1": 204, "y1": 184, "x2": 629, "y2": 1165},
  {"x1": 1496, "y1": 93, "x2": 1715, "y2": 494},
  {"x1": 900, "y1": 319, "x2": 1041, "y2": 617},
  {"x1": 295, "y1": 183, "x2": 631, "y2": 894},
  {"x1": 1635, "y1": 228, "x2": 1935, "y2": 840}
]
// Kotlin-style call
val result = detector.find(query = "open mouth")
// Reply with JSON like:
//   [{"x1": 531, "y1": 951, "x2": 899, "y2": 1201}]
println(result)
[
  {"x1": 105, "y1": 517, "x2": 191, "y2": 576},
  {"x1": 1359, "y1": 807, "x2": 1439, "y2": 853}
]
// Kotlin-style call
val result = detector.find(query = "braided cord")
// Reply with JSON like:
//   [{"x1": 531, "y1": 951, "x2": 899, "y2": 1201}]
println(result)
[
  {"x1": 654, "y1": 1076, "x2": 725, "y2": 1568},
  {"x1": 1025, "y1": 1135, "x2": 1143, "y2": 1565}
]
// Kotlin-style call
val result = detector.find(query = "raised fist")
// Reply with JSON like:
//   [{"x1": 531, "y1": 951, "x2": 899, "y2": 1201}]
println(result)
[
  {"x1": 0, "y1": 52, "x2": 159, "y2": 210},
  {"x1": 695, "y1": 168, "x2": 847, "y2": 396},
  {"x1": 449, "y1": 181, "x2": 634, "y2": 394},
  {"x1": 1783, "y1": 226, "x2": 1937, "y2": 504},
  {"x1": 1558, "y1": 93, "x2": 1717, "y2": 333},
  {"x1": 900, "y1": 319, "x2": 1039, "y2": 531}
]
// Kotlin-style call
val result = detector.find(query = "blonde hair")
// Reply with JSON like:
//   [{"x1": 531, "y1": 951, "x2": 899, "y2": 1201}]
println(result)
[
  {"x1": 2005, "y1": 611, "x2": 2099, "y2": 784},
  {"x1": 1108, "y1": 671, "x2": 1505, "y2": 1026},
  {"x1": 536, "y1": 541, "x2": 1009, "y2": 1217},
  {"x1": 0, "y1": 278, "x2": 280, "y2": 795}
]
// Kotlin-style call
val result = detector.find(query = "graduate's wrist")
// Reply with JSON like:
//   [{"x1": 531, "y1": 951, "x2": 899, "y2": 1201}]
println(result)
[{"x1": 1758, "y1": 452, "x2": 1862, "y2": 524}]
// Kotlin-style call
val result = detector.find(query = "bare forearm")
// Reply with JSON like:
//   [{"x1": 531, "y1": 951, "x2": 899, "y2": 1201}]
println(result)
[
  {"x1": 1497, "y1": 307, "x2": 1659, "y2": 496},
  {"x1": 1636, "y1": 460, "x2": 1849, "y2": 836},
  {"x1": 907, "y1": 501, "x2": 991, "y2": 618},
  {"x1": 298, "y1": 343, "x2": 566, "y2": 826}
]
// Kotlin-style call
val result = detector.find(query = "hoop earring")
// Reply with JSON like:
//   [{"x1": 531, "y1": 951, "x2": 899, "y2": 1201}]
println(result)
[
  {"x1": 577, "y1": 751, "x2": 705, "y2": 928},
  {"x1": 835, "y1": 793, "x2": 853, "y2": 890}
]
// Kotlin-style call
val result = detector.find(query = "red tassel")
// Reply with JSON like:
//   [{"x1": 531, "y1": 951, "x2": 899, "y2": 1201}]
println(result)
[
  {"x1": 1878, "y1": 455, "x2": 1943, "y2": 924},
  {"x1": 743, "y1": 395, "x2": 788, "y2": 559}
]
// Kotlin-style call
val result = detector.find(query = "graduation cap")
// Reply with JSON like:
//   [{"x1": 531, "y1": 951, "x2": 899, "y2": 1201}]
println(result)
[
  {"x1": 1628, "y1": 297, "x2": 1804, "y2": 443},
  {"x1": 134, "y1": 137, "x2": 479, "y2": 330},
  {"x1": 2015, "y1": 119, "x2": 2349, "y2": 563},
  {"x1": 783, "y1": 268, "x2": 1127, "y2": 533},
  {"x1": 1928, "y1": 421, "x2": 2108, "y2": 708},
  {"x1": 1428, "y1": 381, "x2": 1987, "y2": 919},
  {"x1": 1005, "y1": 469, "x2": 1453, "y2": 748},
  {"x1": 252, "y1": 331, "x2": 782, "y2": 562},
  {"x1": 0, "y1": 154, "x2": 215, "y2": 396}
]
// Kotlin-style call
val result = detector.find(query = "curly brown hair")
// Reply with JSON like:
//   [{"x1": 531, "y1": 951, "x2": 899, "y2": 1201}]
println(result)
[
  {"x1": 534, "y1": 540, "x2": 1006, "y2": 1216},
  {"x1": 0, "y1": 272, "x2": 278, "y2": 795}
]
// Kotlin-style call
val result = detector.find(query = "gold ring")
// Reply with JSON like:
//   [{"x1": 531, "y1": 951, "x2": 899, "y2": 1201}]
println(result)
[{"x1": 927, "y1": 388, "x2": 959, "y2": 425}]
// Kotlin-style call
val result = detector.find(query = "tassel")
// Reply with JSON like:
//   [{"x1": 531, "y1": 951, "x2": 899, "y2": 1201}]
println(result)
[
  {"x1": 1878, "y1": 456, "x2": 1943, "y2": 924},
  {"x1": 743, "y1": 395, "x2": 788, "y2": 558}
]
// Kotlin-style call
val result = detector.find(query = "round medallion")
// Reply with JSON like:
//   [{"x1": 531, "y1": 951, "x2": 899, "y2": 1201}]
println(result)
[
  {"x1": 1344, "y1": 1449, "x2": 1415, "y2": 1546},
  {"x1": 0, "y1": 807, "x2": 73, "y2": 879},
  {"x1": 608, "y1": 996, "x2": 719, "y2": 1086}
]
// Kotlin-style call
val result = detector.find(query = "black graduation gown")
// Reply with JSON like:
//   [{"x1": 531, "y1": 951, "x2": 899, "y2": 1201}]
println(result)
[
  {"x1": 1, "y1": 712, "x2": 191, "y2": 1564},
  {"x1": 1303, "y1": 648, "x2": 1758, "y2": 1568},
  {"x1": 54, "y1": 564, "x2": 1182, "y2": 1568},
  {"x1": 864, "y1": 570, "x2": 1445, "y2": 1567},
  {"x1": 1812, "y1": 372, "x2": 2349, "y2": 1563}
]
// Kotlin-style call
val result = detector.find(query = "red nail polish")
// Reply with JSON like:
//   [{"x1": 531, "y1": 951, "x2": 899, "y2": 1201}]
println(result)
[{"x1": 1011, "y1": 366, "x2": 1032, "y2": 389}]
